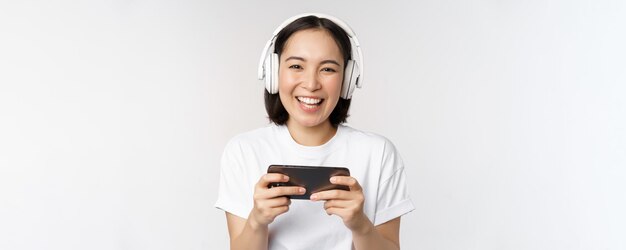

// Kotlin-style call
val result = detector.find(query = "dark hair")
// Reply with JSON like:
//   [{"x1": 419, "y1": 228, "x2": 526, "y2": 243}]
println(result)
[{"x1": 264, "y1": 15, "x2": 352, "y2": 127}]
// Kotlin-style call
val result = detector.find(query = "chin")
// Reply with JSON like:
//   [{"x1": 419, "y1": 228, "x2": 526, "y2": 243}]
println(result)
[{"x1": 292, "y1": 117, "x2": 326, "y2": 128}]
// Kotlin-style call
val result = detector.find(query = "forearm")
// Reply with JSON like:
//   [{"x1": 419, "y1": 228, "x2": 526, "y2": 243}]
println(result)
[
  {"x1": 230, "y1": 218, "x2": 269, "y2": 250},
  {"x1": 352, "y1": 222, "x2": 400, "y2": 250}
]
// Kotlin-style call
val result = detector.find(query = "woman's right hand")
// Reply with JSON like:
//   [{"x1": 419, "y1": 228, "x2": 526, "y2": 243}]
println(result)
[{"x1": 248, "y1": 173, "x2": 305, "y2": 229}]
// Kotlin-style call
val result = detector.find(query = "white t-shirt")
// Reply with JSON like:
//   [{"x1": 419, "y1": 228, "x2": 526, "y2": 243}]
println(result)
[{"x1": 215, "y1": 124, "x2": 415, "y2": 250}]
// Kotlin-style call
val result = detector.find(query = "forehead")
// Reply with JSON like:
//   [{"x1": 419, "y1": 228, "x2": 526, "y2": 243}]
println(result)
[{"x1": 281, "y1": 29, "x2": 343, "y2": 62}]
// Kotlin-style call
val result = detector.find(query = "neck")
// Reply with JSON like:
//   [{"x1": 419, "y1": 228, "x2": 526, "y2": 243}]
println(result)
[{"x1": 286, "y1": 120, "x2": 338, "y2": 146}]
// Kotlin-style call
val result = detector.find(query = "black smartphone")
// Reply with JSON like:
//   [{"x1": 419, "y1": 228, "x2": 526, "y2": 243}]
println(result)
[{"x1": 267, "y1": 165, "x2": 351, "y2": 199}]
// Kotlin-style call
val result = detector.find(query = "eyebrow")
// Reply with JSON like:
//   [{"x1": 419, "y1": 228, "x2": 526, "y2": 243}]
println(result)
[{"x1": 285, "y1": 56, "x2": 341, "y2": 66}]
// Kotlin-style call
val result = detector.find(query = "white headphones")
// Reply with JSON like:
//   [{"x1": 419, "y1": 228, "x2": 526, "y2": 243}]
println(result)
[{"x1": 257, "y1": 13, "x2": 364, "y2": 99}]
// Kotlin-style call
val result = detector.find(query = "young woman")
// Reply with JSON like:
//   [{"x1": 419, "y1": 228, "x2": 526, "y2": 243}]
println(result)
[{"x1": 215, "y1": 13, "x2": 414, "y2": 250}]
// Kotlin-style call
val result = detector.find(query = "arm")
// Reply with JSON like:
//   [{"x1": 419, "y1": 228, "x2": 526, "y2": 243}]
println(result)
[
  {"x1": 352, "y1": 217, "x2": 401, "y2": 250},
  {"x1": 225, "y1": 212, "x2": 268, "y2": 250},
  {"x1": 224, "y1": 174, "x2": 305, "y2": 250},
  {"x1": 311, "y1": 176, "x2": 401, "y2": 250}
]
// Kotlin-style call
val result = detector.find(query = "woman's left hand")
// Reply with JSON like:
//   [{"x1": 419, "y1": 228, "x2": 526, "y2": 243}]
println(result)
[{"x1": 310, "y1": 176, "x2": 372, "y2": 234}]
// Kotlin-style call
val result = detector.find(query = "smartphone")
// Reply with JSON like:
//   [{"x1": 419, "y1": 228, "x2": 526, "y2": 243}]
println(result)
[{"x1": 267, "y1": 165, "x2": 351, "y2": 199}]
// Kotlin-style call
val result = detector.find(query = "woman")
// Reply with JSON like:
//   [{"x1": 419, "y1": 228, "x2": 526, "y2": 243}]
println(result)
[{"x1": 215, "y1": 13, "x2": 414, "y2": 250}]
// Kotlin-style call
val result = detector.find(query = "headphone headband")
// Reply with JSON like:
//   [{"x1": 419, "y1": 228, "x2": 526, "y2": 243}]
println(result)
[{"x1": 257, "y1": 13, "x2": 364, "y2": 89}]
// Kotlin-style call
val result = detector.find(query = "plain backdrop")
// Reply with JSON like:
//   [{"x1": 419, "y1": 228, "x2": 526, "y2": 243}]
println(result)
[{"x1": 1, "y1": 0, "x2": 625, "y2": 249}]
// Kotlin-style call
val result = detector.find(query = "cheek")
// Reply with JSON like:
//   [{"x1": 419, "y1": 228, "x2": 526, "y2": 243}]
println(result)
[
  {"x1": 278, "y1": 90, "x2": 292, "y2": 106},
  {"x1": 325, "y1": 76, "x2": 343, "y2": 95},
  {"x1": 278, "y1": 70, "x2": 298, "y2": 91}
]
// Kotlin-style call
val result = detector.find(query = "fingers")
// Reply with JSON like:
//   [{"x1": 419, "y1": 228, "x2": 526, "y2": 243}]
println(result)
[
  {"x1": 260, "y1": 196, "x2": 292, "y2": 208},
  {"x1": 330, "y1": 176, "x2": 362, "y2": 191},
  {"x1": 251, "y1": 174, "x2": 302, "y2": 227},
  {"x1": 255, "y1": 186, "x2": 305, "y2": 199},
  {"x1": 256, "y1": 173, "x2": 289, "y2": 188},
  {"x1": 321, "y1": 196, "x2": 369, "y2": 231},
  {"x1": 321, "y1": 199, "x2": 361, "y2": 214},
  {"x1": 250, "y1": 199, "x2": 291, "y2": 226},
  {"x1": 323, "y1": 199, "x2": 350, "y2": 210},
  {"x1": 310, "y1": 189, "x2": 349, "y2": 201},
  {"x1": 324, "y1": 207, "x2": 341, "y2": 217},
  {"x1": 274, "y1": 186, "x2": 305, "y2": 196},
  {"x1": 255, "y1": 174, "x2": 306, "y2": 199},
  {"x1": 310, "y1": 176, "x2": 362, "y2": 201}
]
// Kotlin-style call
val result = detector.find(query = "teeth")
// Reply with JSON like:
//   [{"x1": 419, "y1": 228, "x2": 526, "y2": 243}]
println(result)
[{"x1": 297, "y1": 97, "x2": 322, "y2": 105}]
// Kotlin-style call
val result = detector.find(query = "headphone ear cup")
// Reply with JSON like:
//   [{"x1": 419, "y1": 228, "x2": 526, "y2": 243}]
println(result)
[
  {"x1": 263, "y1": 53, "x2": 272, "y2": 93},
  {"x1": 267, "y1": 53, "x2": 279, "y2": 94},
  {"x1": 341, "y1": 60, "x2": 357, "y2": 99}
]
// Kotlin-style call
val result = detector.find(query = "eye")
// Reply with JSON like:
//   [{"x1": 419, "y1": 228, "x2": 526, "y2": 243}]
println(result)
[
  {"x1": 288, "y1": 64, "x2": 302, "y2": 69},
  {"x1": 321, "y1": 67, "x2": 337, "y2": 72}
]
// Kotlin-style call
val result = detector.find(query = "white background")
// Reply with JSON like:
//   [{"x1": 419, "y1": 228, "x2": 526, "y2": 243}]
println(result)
[{"x1": 1, "y1": 0, "x2": 625, "y2": 249}]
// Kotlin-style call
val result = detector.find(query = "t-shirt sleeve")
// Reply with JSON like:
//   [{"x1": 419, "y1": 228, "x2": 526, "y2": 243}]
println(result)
[
  {"x1": 214, "y1": 139, "x2": 253, "y2": 219},
  {"x1": 373, "y1": 139, "x2": 416, "y2": 226}
]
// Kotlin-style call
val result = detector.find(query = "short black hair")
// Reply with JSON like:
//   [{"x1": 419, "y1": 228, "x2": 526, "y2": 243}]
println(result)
[{"x1": 264, "y1": 15, "x2": 352, "y2": 127}]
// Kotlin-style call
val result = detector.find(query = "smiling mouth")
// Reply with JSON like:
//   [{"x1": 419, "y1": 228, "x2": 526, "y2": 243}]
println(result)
[{"x1": 296, "y1": 96, "x2": 324, "y2": 108}]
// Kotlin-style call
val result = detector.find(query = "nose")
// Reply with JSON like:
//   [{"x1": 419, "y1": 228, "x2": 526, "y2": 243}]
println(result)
[{"x1": 300, "y1": 68, "x2": 321, "y2": 92}]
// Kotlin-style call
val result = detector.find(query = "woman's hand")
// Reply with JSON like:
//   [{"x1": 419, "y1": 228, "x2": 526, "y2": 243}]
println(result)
[
  {"x1": 248, "y1": 173, "x2": 306, "y2": 229},
  {"x1": 310, "y1": 176, "x2": 373, "y2": 234}
]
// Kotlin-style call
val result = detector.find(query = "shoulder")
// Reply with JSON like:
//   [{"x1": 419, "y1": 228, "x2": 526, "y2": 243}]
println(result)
[
  {"x1": 223, "y1": 124, "x2": 281, "y2": 152},
  {"x1": 339, "y1": 125, "x2": 404, "y2": 177},
  {"x1": 228, "y1": 125, "x2": 275, "y2": 143},
  {"x1": 339, "y1": 125, "x2": 398, "y2": 152}
]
